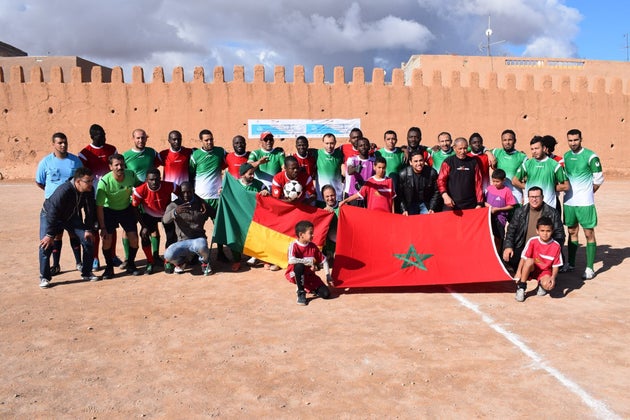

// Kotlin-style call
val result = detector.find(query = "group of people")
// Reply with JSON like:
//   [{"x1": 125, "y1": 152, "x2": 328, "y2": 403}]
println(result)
[{"x1": 37, "y1": 124, "x2": 603, "y2": 305}]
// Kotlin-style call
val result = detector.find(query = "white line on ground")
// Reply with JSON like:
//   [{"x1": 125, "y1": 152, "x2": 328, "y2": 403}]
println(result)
[{"x1": 447, "y1": 288, "x2": 620, "y2": 420}]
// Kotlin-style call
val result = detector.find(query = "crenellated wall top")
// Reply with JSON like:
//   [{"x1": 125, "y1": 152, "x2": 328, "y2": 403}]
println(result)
[{"x1": 1, "y1": 63, "x2": 628, "y2": 95}]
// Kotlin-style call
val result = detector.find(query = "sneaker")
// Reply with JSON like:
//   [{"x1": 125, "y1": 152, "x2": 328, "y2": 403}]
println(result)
[
  {"x1": 39, "y1": 278, "x2": 51, "y2": 288},
  {"x1": 515, "y1": 287, "x2": 526, "y2": 302},
  {"x1": 101, "y1": 267, "x2": 115, "y2": 280},
  {"x1": 126, "y1": 264, "x2": 141, "y2": 276},
  {"x1": 76, "y1": 263, "x2": 83, "y2": 272},
  {"x1": 246, "y1": 257, "x2": 257, "y2": 266},
  {"x1": 144, "y1": 264, "x2": 154, "y2": 275},
  {"x1": 202, "y1": 263, "x2": 213, "y2": 276},
  {"x1": 265, "y1": 263, "x2": 281, "y2": 271},
  {"x1": 50, "y1": 265, "x2": 61, "y2": 276},
  {"x1": 582, "y1": 267, "x2": 595, "y2": 280},
  {"x1": 92, "y1": 259, "x2": 101, "y2": 271},
  {"x1": 164, "y1": 263, "x2": 174, "y2": 274},
  {"x1": 82, "y1": 273, "x2": 101, "y2": 282},
  {"x1": 559, "y1": 263, "x2": 574, "y2": 273},
  {"x1": 536, "y1": 285, "x2": 548, "y2": 296},
  {"x1": 112, "y1": 256, "x2": 123, "y2": 268},
  {"x1": 174, "y1": 265, "x2": 185, "y2": 274},
  {"x1": 297, "y1": 291, "x2": 307, "y2": 306}
]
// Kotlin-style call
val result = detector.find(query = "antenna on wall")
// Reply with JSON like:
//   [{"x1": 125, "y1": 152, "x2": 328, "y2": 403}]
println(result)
[{"x1": 478, "y1": 15, "x2": 505, "y2": 70}]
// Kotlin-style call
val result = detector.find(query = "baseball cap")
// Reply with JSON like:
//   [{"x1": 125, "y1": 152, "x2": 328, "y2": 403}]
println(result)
[
  {"x1": 260, "y1": 131, "x2": 274, "y2": 141},
  {"x1": 239, "y1": 162, "x2": 254, "y2": 176}
]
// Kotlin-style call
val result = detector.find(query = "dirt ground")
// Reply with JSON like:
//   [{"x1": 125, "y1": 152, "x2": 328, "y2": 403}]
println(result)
[{"x1": 0, "y1": 180, "x2": 628, "y2": 419}]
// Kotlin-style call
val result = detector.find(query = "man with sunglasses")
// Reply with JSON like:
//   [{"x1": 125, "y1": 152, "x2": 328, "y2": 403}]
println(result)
[{"x1": 248, "y1": 131, "x2": 285, "y2": 189}]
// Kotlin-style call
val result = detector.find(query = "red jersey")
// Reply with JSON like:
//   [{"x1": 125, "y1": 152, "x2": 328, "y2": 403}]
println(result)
[
  {"x1": 159, "y1": 147, "x2": 193, "y2": 185},
  {"x1": 522, "y1": 236, "x2": 562, "y2": 274},
  {"x1": 285, "y1": 240, "x2": 327, "y2": 289},
  {"x1": 293, "y1": 152, "x2": 317, "y2": 178},
  {"x1": 79, "y1": 143, "x2": 118, "y2": 182},
  {"x1": 132, "y1": 181, "x2": 179, "y2": 218},
  {"x1": 358, "y1": 176, "x2": 395, "y2": 213},
  {"x1": 225, "y1": 151, "x2": 250, "y2": 179},
  {"x1": 468, "y1": 149, "x2": 491, "y2": 192},
  {"x1": 550, "y1": 153, "x2": 565, "y2": 168},
  {"x1": 271, "y1": 170, "x2": 315, "y2": 201},
  {"x1": 341, "y1": 143, "x2": 359, "y2": 163}
]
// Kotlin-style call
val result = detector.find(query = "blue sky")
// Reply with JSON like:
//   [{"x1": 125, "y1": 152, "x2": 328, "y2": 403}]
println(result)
[
  {"x1": 0, "y1": 1, "x2": 628, "y2": 81},
  {"x1": 567, "y1": 0, "x2": 630, "y2": 61}
]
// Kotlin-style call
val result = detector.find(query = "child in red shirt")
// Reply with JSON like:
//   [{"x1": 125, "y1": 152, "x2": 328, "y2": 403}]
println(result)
[
  {"x1": 285, "y1": 220, "x2": 332, "y2": 306},
  {"x1": 339, "y1": 156, "x2": 395, "y2": 213},
  {"x1": 515, "y1": 216, "x2": 562, "y2": 302}
]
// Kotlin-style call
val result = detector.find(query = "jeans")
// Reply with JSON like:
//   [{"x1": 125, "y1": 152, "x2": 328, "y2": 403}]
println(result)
[
  {"x1": 39, "y1": 209, "x2": 95, "y2": 280},
  {"x1": 407, "y1": 202, "x2": 429, "y2": 215},
  {"x1": 164, "y1": 238, "x2": 209, "y2": 265}
]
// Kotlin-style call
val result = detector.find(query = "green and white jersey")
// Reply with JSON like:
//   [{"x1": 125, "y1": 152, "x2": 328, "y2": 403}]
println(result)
[
  {"x1": 123, "y1": 147, "x2": 159, "y2": 182},
  {"x1": 376, "y1": 147, "x2": 405, "y2": 178},
  {"x1": 247, "y1": 148, "x2": 285, "y2": 189},
  {"x1": 515, "y1": 156, "x2": 568, "y2": 208},
  {"x1": 563, "y1": 147, "x2": 603, "y2": 206},
  {"x1": 190, "y1": 147, "x2": 226, "y2": 200},
  {"x1": 315, "y1": 148, "x2": 344, "y2": 201},
  {"x1": 430, "y1": 148, "x2": 455, "y2": 172},
  {"x1": 492, "y1": 148, "x2": 527, "y2": 203}
]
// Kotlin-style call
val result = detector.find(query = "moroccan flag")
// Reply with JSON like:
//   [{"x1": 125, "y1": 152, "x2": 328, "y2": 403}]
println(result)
[
  {"x1": 212, "y1": 175, "x2": 333, "y2": 268},
  {"x1": 332, "y1": 205, "x2": 512, "y2": 287}
]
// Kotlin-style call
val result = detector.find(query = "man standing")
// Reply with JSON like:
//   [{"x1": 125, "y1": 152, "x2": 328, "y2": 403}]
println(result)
[
  {"x1": 503, "y1": 187, "x2": 565, "y2": 276},
  {"x1": 437, "y1": 138, "x2": 483, "y2": 211},
  {"x1": 159, "y1": 129, "x2": 193, "y2": 186},
  {"x1": 79, "y1": 124, "x2": 120, "y2": 270},
  {"x1": 563, "y1": 129, "x2": 604, "y2": 280},
  {"x1": 376, "y1": 130, "x2": 405, "y2": 188},
  {"x1": 225, "y1": 135, "x2": 249, "y2": 179},
  {"x1": 431, "y1": 131, "x2": 455, "y2": 172},
  {"x1": 248, "y1": 131, "x2": 285, "y2": 189},
  {"x1": 513, "y1": 136, "x2": 569, "y2": 209},
  {"x1": 131, "y1": 168, "x2": 179, "y2": 274},
  {"x1": 487, "y1": 129, "x2": 527, "y2": 205},
  {"x1": 404, "y1": 126, "x2": 432, "y2": 164},
  {"x1": 95, "y1": 154, "x2": 141, "y2": 278},
  {"x1": 36, "y1": 132, "x2": 84, "y2": 274},
  {"x1": 396, "y1": 150, "x2": 441, "y2": 215},
  {"x1": 39, "y1": 167, "x2": 99, "y2": 288},
  {"x1": 315, "y1": 133, "x2": 344, "y2": 202},
  {"x1": 123, "y1": 128, "x2": 160, "y2": 183},
  {"x1": 162, "y1": 182, "x2": 213, "y2": 276},
  {"x1": 467, "y1": 132, "x2": 490, "y2": 192}
]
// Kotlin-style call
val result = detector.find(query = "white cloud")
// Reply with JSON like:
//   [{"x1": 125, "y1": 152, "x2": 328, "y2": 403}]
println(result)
[{"x1": 0, "y1": 0, "x2": 584, "y2": 80}]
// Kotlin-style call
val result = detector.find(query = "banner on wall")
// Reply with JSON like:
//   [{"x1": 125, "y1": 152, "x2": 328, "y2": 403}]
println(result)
[{"x1": 248, "y1": 119, "x2": 360, "y2": 139}]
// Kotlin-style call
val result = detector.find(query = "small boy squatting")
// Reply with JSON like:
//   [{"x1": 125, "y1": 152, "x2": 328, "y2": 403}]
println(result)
[
  {"x1": 514, "y1": 216, "x2": 562, "y2": 302},
  {"x1": 286, "y1": 220, "x2": 333, "y2": 306}
]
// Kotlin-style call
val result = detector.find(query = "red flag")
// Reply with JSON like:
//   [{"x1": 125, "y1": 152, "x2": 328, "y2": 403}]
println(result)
[{"x1": 332, "y1": 206, "x2": 512, "y2": 287}]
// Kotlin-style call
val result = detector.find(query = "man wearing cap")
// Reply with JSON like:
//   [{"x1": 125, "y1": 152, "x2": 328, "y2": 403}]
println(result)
[{"x1": 247, "y1": 132, "x2": 285, "y2": 189}]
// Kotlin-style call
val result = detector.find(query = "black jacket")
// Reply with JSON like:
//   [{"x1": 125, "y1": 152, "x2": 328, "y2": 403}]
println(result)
[
  {"x1": 503, "y1": 203, "x2": 565, "y2": 251},
  {"x1": 396, "y1": 165, "x2": 441, "y2": 213},
  {"x1": 42, "y1": 180, "x2": 97, "y2": 237}
]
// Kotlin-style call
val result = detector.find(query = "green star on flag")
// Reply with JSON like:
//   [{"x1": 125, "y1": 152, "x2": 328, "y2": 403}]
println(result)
[{"x1": 393, "y1": 244, "x2": 433, "y2": 270}]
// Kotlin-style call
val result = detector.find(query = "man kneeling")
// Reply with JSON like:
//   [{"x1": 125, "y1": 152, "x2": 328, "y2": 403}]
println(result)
[{"x1": 162, "y1": 182, "x2": 212, "y2": 275}]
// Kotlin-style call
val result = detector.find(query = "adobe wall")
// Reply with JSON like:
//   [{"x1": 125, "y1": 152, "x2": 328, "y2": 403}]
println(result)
[{"x1": 0, "y1": 59, "x2": 628, "y2": 180}]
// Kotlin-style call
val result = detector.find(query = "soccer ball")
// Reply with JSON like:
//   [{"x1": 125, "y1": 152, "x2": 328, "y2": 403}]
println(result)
[{"x1": 283, "y1": 180, "x2": 303, "y2": 200}]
